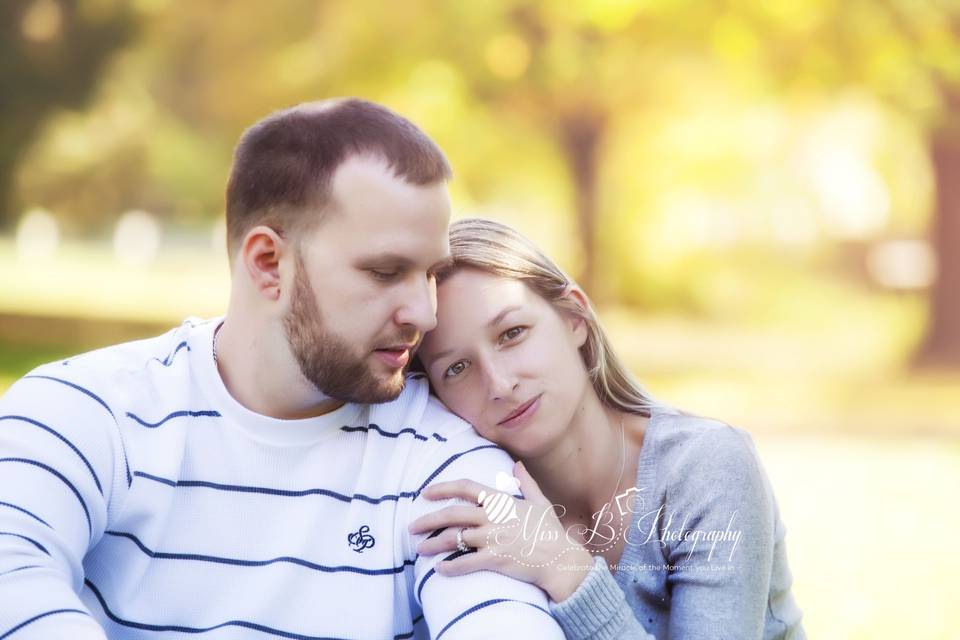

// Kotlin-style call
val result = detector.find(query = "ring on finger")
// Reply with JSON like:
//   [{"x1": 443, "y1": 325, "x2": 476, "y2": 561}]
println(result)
[{"x1": 456, "y1": 527, "x2": 470, "y2": 553}]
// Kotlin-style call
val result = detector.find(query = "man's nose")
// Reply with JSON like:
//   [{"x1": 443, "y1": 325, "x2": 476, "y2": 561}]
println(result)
[{"x1": 394, "y1": 275, "x2": 438, "y2": 333}]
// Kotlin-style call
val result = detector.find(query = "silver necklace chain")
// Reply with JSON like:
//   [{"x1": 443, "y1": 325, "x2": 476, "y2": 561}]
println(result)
[
  {"x1": 212, "y1": 322, "x2": 223, "y2": 363},
  {"x1": 609, "y1": 418, "x2": 626, "y2": 510}
]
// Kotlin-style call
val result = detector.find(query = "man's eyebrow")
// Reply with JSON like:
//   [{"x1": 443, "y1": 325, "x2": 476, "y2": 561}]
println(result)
[{"x1": 357, "y1": 253, "x2": 452, "y2": 272}]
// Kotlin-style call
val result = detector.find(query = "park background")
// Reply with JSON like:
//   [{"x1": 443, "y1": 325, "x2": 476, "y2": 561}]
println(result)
[{"x1": 2, "y1": 0, "x2": 958, "y2": 637}]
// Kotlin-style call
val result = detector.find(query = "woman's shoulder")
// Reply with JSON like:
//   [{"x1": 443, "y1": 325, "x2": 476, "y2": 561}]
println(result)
[{"x1": 647, "y1": 406, "x2": 766, "y2": 491}]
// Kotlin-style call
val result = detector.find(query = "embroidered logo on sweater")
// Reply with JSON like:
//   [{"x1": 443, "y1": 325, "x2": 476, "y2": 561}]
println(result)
[{"x1": 347, "y1": 525, "x2": 375, "y2": 553}]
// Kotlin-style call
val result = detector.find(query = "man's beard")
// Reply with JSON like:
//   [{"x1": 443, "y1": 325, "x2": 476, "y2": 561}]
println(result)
[{"x1": 283, "y1": 257, "x2": 413, "y2": 404}]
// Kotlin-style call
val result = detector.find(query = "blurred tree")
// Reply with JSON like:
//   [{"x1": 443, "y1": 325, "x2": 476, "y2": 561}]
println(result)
[
  {"x1": 734, "y1": 0, "x2": 960, "y2": 365},
  {"x1": 0, "y1": 0, "x2": 135, "y2": 230},
  {"x1": 9, "y1": 0, "x2": 960, "y2": 366}
]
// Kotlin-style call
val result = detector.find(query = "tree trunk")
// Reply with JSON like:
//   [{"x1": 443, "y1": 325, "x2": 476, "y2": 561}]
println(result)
[
  {"x1": 914, "y1": 124, "x2": 960, "y2": 367},
  {"x1": 558, "y1": 110, "x2": 605, "y2": 297}
]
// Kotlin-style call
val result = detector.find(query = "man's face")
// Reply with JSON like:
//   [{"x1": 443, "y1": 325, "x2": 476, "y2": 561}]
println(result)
[{"x1": 283, "y1": 155, "x2": 452, "y2": 404}]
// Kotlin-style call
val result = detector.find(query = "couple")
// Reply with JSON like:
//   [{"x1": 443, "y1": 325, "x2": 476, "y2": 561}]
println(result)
[{"x1": 0, "y1": 99, "x2": 803, "y2": 639}]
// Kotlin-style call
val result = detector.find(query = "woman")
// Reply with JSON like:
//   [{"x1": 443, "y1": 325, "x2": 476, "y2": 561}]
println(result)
[{"x1": 408, "y1": 218, "x2": 805, "y2": 638}]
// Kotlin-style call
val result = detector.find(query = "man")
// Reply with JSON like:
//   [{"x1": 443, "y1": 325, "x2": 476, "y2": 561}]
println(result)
[{"x1": 0, "y1": 99, "x2": 564, "y2": 639}]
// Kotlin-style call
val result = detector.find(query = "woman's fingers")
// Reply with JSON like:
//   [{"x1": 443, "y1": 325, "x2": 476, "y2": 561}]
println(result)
[
  {"x1": 435, "y1": 546, "x2": 501, "y2": 578},
  {"x1": 408, "y1": 505, "x2": 487, "y2": 535},
  {"x1": 513, "y1": 461, "x2": 548, "y2": 504},
  {"x1": 420, "y1": 478, "x2": 493, "y2": 503},
  {"x1": 416, "y1": 525, "x2": 468, "y2": 555}
]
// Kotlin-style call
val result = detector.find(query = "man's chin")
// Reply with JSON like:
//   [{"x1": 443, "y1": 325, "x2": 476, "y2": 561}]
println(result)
[
  {"x1": 366, "y1": 375, "x2": 406, "y2": 404},
  {"x1": 357, "y1": 366, "x2": 407, "y2": 404}
]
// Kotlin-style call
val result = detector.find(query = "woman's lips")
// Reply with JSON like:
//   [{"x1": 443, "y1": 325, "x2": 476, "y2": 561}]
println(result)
[{"x1": 498, "y1": 394, "x2": 541, "y2": 428}]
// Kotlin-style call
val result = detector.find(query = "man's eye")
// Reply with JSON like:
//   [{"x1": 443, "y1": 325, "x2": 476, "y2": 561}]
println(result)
[
  {"x1": 501, "y1": 326, "x2": 526, "y2": 342},
  {"x1": 370, "y1": 270, "x2": 400, "y2": 281},
  {"x1": 444, "y1": 361, "x2": 467, "y2": 378}
]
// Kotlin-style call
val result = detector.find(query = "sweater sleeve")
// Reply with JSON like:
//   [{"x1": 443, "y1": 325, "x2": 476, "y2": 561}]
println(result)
[
  {"x1": 0, "y1": 368, "x2": 128, "y2": 639},
  {"x1": 404, "y1": 428, "x2": 565, "y2": 639},
  {"x1": 661, "y1": 426, "x2": 774, "y2": 639},
  {"x1": 548, "y1": 555, "x2": 655, "y2": 639}
]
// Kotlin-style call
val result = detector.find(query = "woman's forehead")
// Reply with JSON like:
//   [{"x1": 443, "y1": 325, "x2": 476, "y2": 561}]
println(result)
[{"x1": 437, "y1": 269, "x2": 537, "y2": 313}]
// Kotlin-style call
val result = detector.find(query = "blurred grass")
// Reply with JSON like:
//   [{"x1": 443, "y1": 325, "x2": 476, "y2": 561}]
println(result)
[
  {"x1": 2, "y1": 239, "x2": 959, "y2": 639},
  {"x1": 0, "y1": 238, "x2": 229, "y2": 324}
]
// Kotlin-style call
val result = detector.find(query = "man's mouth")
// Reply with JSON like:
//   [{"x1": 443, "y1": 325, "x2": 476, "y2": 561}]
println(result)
[{"x1": 374, "y1": 343, "x2": 416, "y2": 369}]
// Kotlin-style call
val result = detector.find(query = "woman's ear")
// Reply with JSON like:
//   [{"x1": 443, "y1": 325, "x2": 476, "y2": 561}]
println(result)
[
  {"x1": 240, "y1": 225, "x2": 287, "y2": 302},
  {"x1": 563, "y1": 287, "x2": 591, "y2": 349}
]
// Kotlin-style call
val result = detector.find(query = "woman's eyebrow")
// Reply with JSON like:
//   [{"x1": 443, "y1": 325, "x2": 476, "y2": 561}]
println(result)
[
  {"x1": 486, "y1": 305, "x2": 521, "y2": 329},
  {"x1": 427, "y1": 305, "x2": 522, "y2": 363}
]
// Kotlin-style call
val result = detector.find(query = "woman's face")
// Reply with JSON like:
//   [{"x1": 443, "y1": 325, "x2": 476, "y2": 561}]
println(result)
[{"x1": 418, "y1": 268, "x2": 590, "y2": 457}]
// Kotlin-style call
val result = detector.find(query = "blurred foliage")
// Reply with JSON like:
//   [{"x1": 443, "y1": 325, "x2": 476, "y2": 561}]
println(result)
[
  {"x1": 7, "y1": 0, "x2": 958, "y2": 319},
  {"x1": 0, "y1": 0, "x2": 135, "y2": 231}
]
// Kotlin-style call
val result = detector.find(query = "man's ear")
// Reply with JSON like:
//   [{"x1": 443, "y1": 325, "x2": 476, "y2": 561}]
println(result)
[
  {"x1": 563, "y1": 287, "x2": 591, "y2": 348},
  {"x1": 240, "y1": 225, "x2": 287, "y2": 301}
]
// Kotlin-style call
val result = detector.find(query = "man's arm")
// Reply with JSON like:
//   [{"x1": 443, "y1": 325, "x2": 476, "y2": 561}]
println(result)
[
  {"x1": 404, "y1": 428, "x2": 565, "y2": 639},
  {"x1": 0, "y1": 368, "x2": 127, "y2": 638}
]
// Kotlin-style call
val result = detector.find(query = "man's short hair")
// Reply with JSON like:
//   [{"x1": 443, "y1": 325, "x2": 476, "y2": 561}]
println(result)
[{"x1": 225, "y1": 98, "x2": 452, "y2": 257}]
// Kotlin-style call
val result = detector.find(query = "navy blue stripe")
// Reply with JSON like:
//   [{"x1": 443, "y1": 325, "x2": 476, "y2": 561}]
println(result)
[
  {"x1": 341, "y1": 424, "x2": 447, "y2": 443},
  {"x1": 0, "y1": 531, "x2": 50, "y2": 555},
  {"x1": 122, "y1": 447, "x2": 132, "y2": 487},
  {"x1": 132, "y1": 471, "x2": 420, "y2": 504},
  {"x1": 0, "y1": 458, "x2": 92, "y2": 538},
  {"x1": 84, "y1": 579, "x2": 414, "y2": 640},
  {"x1": 416, "y1": 567, "x2": 435, "y2": 604},
  {"x1": 125, "y1": 410, "x2": 221, "y2": 429},
  {"x1": 0, "y1": 564, "x2": 43, "y2": 578},
  {"x1": 0, "y1": 608, "x2": 89, "y2": 639},
  {"x1": 416, "y1": 445, "x2": 504, "y2": 494},
  {"x1": 106, "y1": 530, "x2": 415, "y2": 576},
  {"x1": 23, "y1": 375, "x2": 117, "y2": 421},
  {"x1": 134, "y1": 471, "x2": 177, "y2": 486},
  {"x1": 0, "y1": 501, "x2": 52, "y2": 529},
  {"x1": 133, "y1": 444, "x2": 504, "y2": 503},
  {"x1": 415, "y1": 547, "x2": 472, "y2": 605},
  {"x1": 151, "y1": 341, "x2": 190, "y2": 366},
  {"x1": 21, "y1": 375, "x2": 133, "y2": 487},
  {"x1": 435, "y1": 598, "x2": 552, "y2": 640},
  {"x1": 0, "y1": 415, "x2": 104, "y2": 496}
]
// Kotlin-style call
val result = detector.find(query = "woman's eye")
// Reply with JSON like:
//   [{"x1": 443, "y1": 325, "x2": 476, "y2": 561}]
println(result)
[
  {"x1": 444, "y1": 361, "x2": 467, "y2": 378},
  {"x1": 501, "y1": 326, "x2": 526, "y2": 342}
]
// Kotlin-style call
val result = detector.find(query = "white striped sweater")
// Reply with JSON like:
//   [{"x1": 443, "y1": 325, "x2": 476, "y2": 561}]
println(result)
[{"x1": 0, "y1": 317, "x2": 563, "y2": 639}]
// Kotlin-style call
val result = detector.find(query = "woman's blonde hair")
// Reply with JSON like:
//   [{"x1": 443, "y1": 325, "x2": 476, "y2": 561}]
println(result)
[{"x1": 436, "y1": 217, "x2": 660, "y2": 418}]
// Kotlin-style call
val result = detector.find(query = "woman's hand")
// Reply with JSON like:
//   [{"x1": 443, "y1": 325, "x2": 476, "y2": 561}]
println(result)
[{"x1": 408, "y1": 461, "x2": 594, "y2": 603}]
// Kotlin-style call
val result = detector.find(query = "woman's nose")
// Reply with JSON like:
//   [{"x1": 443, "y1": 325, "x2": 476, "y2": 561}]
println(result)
[{"x1": 484, "y1": 363, "x2": 518, "y2": 401}]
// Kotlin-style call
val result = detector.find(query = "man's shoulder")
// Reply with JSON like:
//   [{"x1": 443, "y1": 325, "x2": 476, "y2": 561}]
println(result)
[
  {"x1": 366, "y1": 375, "x2": 501, "y2": 457},
  {"x1": 15, "y1": 317, "x2": 208, "y2": 397}
]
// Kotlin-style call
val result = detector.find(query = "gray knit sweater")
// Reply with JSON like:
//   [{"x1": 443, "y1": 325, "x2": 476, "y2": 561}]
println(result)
[{"x1": 548, "y1": 407, "x2": 805, "y2": 639}]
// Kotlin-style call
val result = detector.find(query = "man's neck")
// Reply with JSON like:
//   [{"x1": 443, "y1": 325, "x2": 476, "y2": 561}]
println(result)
[{"x1": 214, "y1": 317, "x2": 345, "y2": 420}]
